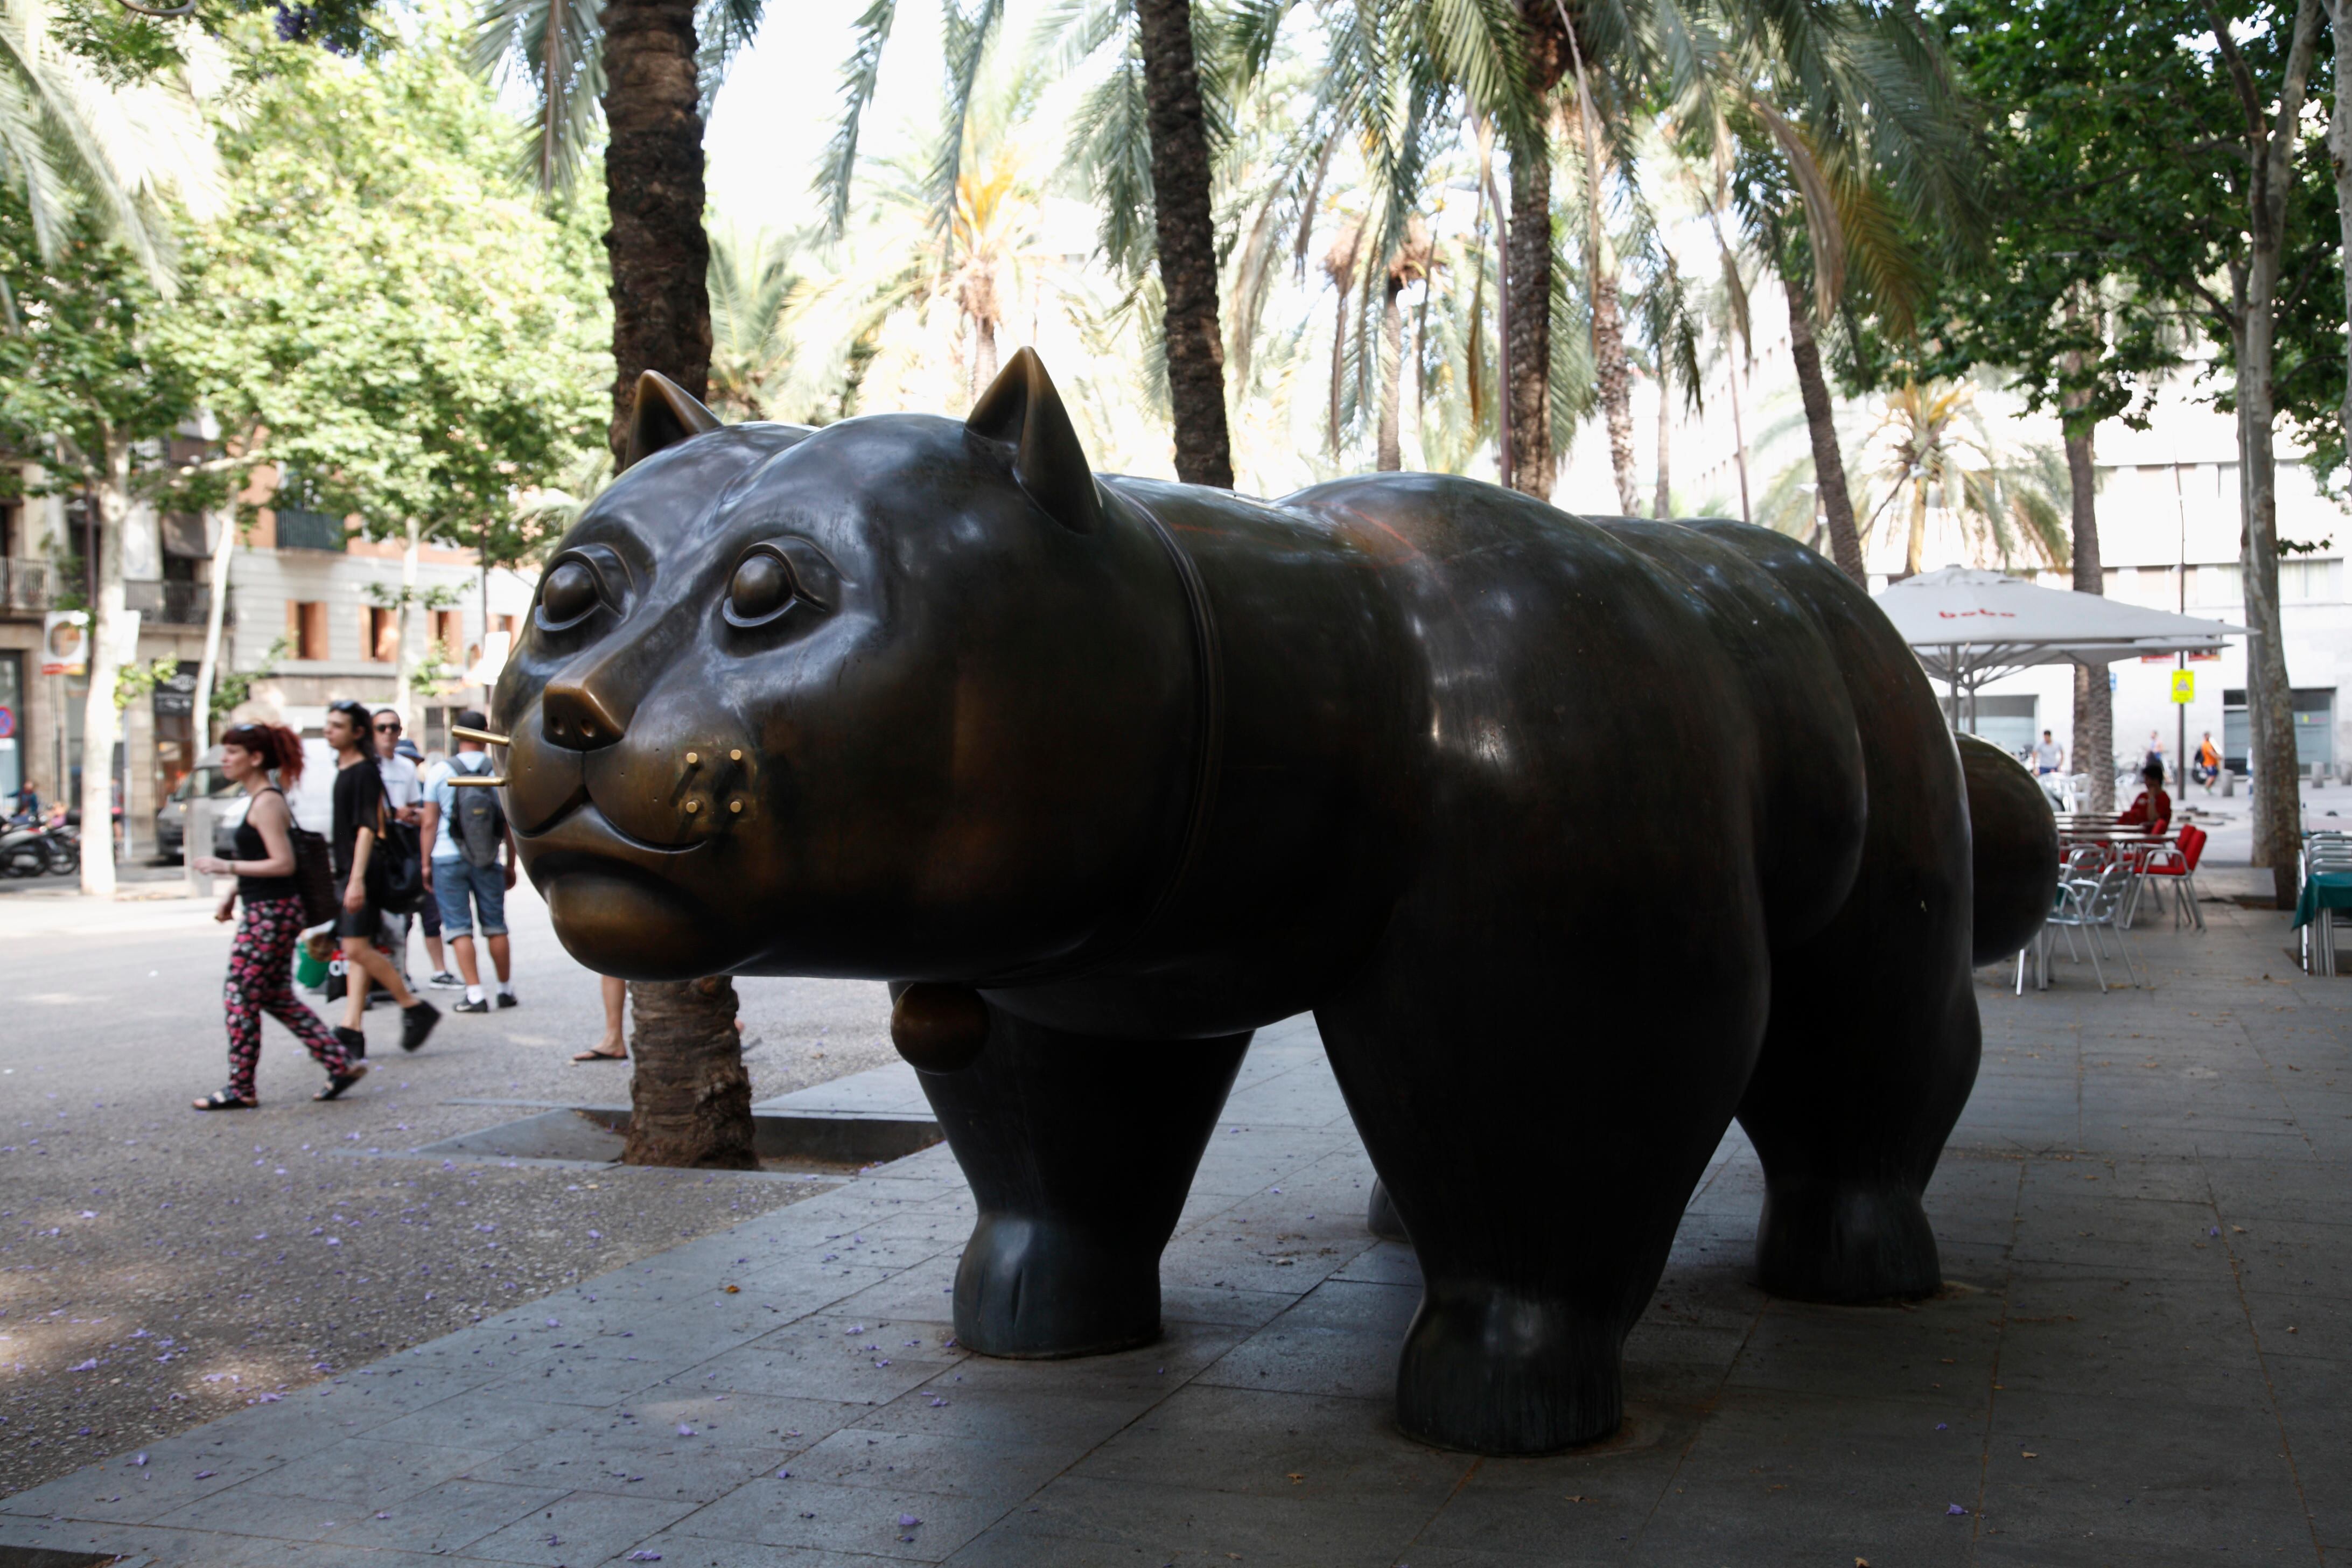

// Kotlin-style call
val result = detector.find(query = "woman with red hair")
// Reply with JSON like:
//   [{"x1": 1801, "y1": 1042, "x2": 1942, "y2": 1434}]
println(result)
[{"x1": 189, "y1": 723, "x2": 365, "y2": 1109}]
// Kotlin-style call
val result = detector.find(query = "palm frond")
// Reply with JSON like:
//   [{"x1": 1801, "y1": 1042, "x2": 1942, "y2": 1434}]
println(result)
[{"x1": 816, "y1": 0, "x2": 899, "y2": 236}]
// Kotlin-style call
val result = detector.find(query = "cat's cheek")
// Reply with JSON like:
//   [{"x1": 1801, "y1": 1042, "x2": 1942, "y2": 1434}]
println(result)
[{"x1": 542, "y1": 869, "x2": 737, "y2": 981}]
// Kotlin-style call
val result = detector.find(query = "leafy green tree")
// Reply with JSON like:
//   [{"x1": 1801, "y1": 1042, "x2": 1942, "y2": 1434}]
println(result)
[
  {"x1": 1924, "y1": 0, "x2": 2333, "y2": 902},
  {"x1": 0, "y1": 206, "x2": 202, "y2": 895},
  {"x1": 164, "y1": 29, "x2": 607, "y2": 725}
]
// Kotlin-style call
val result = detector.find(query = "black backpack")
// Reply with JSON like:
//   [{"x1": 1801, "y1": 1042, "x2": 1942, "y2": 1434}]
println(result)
[{"x1": 451, "y1": 753, "x2": 507, "y2": 869}]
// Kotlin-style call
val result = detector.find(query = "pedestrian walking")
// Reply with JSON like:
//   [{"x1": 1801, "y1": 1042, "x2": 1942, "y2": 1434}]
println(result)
[
  {"x1": 576, "y1": 975, "x2": 628, "y2": 1062},
  {"x1": 369, "y1": 710, "x2": 424, "y2": 1001},
  {"x1": 2194, "y1": 731, "x2": 2221, "y2": 793},
  {"x1": 325, "y1": 700, "x2": 439, "y2": 1057},
  {"x1": 2032, "y1": 730, "x2": 2064, "y2": 775},
  {"x1": 187, "y1": 723, "x2": 365, "y2": 1109},
  {"x1": 419, "y1": 708, "x2": 517, "y2": 1015},
  {"x1": 413, "y1": 741, "x2": 462, "y2": 990}
]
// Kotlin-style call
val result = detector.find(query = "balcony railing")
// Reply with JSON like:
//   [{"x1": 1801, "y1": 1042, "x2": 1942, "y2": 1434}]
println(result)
[
  {"x1": 1, "y1": 557, "x2": 55, "y2": 614},
  {"x1": 125, "y1": 579, "x2": 227, "y2": 627},
  {"x1": 274, "y1": 508, "x2": 348, "y2": 551}
]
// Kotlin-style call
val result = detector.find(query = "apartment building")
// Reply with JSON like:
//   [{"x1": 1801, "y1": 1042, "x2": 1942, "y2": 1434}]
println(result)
[{"x1": 0, "y1": 472, "x2": 536, "y2": 857}]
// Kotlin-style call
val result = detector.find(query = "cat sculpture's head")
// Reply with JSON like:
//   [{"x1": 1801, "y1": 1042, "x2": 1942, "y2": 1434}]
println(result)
[{"x1": 494, "y1": 351, "x2": 1200, "y2": 982}]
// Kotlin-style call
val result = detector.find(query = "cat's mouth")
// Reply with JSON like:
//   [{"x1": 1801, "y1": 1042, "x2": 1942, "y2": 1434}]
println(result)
[
  {"x1": 517, "y1": 802, "x2": 745, "y2": 980},
  {"x1": 520, "y1": 798, "x2": 708, "y2": 862}
]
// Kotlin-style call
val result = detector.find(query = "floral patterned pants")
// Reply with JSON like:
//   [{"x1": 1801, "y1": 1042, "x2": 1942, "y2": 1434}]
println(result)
[{"x1": 224, "y1": 894, "x2": 349, "y2": 1098}]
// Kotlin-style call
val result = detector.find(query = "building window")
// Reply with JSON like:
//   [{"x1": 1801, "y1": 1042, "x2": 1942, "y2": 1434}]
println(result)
[
  {"x1": 272, "y1": 468, "x2": 347, "y2": 552},
  {"x1": 288, "y1": 600, "x2": 329, "y2": 661},
  {"x1": 2279, "y1": 558, "x2": 2343, "y2": 603},
  {"x1": 364, "y1": 605, "x2": 399, "y2": 663},
  {"x1": 430, "y1": 608, "x2": 463, "y2": 655}
]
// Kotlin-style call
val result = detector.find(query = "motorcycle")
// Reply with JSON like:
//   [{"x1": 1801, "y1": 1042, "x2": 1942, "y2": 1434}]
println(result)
[{"x1": 0, "y1": 818, "x2": 77, "y2": 877}]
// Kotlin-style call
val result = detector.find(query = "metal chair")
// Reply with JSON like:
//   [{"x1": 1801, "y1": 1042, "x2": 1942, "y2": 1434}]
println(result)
[
  {"x1": 2127, "y1": 824, "x2": 2209, "y2": 933},
  {"x1": 2042, "y1": 861, "x2": 2144, "y2": 992},
  {"x1": 2304, "y1": 835, "x2": 2352, "y2": 976}
]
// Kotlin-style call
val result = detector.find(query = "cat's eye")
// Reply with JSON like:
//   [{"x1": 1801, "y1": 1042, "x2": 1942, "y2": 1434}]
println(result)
[
  {"x1": 729, "y1": 553, "x2": 793, "y2": 622},
  {"x1": 535, "y1": 544, "x2": 630, "y2": 634},
  {"x1": 723, "y1": 538, "x2": 836, "y2": 630},
  {"x1": 540, "y1": 562, "x2": 598, "y2": 626}
]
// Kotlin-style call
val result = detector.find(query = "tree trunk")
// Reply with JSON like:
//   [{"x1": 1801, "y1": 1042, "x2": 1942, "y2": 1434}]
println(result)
[
  {"x1": 1592, "y1": 275, "x2": 1638, "y2": 512},
  {"x1": 193, "y1": 498, "x2": 236, "y2": 745},
  {"x1": 2332, "y1": 0, "x2": 2352, "y2": 509},
  {"x1": 600, "y1": 0, "x2": 713, "y2": 452},
  {"x1": 601, "y1": 0, "x2": 752, "y2": 1162},
  {"x1": 80, "y1": 440, "x2": 130, "y2": 898},
  {"x1": 623, "y1": 974, "x2": 758, "y2": 1168},
  {"x1": 1503, "y1": 5, "x2": 1562, "y2": 501},
  {"x1": 2064, "y1": 428, "x2": 2113, "y2": 811},
  {"x1": 1136, "y1": 0, "x2": 1233, "y2": 488},
  {"x1": 1652, "y1": 368, "x2": 1671, "y2": 519},
  {"x1": 2236, "y1": 324, "x2": 2302, "y2": 907},
  {"x1": 1505, "y1": 137, "x2": 1553, "y2": 500},
  {"x1": 394, "y1": 516, "x2": 421, "y2": 729},
  {"x1": 1725, "y1": 352, "x2": 1753, "y2": 526},
  {"x1": 1377, "y1": 273, "x2": 1405, "y2": 471},
  {"x1": 1787, "y1": 287, "x2": 1864, "y2": 584},
  {"x1": 2236, "y1": 0, "x2": 2322, "y2": 908}
]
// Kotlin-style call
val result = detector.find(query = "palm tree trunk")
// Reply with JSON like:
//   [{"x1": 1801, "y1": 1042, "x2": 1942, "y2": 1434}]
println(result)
[
  {"x1": 601, "y1": 0, "x2": 714, "y2": 450},
  {"x1": 1592, "y1": 277, "x2": 1639, "y2": 512},
  {"x1": 1725, "y1": 352, "x2": 1753, "y2": 526},
  {"x1": 601, "y1": 0, "x2": 750, "y2": 1163},
  {"x1": 1136, "y1": 0, "x2": 1233, "y2": 488},
  {"x1": 1905, "y1": 481, "x2": 1928, "y2": 576},
  {"x1": 1503, "y1": 5, "x2": 1563, "y2": 501},
  {"x1": 1652, "y1": 369, "x2": 1671, "y2": 518},
  {"x1": 622, "y1": 974, "x2": 759, "y2": 1169},
  {"x1": 1377, "y1": 274, "x2": 1405, "y2": 471},
  {"x1": 1786, "y1": 288, "x2": 1864, "y2": 584}
]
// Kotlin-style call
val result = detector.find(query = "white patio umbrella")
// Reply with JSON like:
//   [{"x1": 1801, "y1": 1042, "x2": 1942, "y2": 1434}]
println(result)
[{"x1": 1871, "y1": 568, "x2": 2248, "y2": 736}]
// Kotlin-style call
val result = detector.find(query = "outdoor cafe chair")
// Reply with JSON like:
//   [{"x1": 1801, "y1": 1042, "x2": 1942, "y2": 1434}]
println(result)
[
  {"x1": 2126, "y1": 823, "x2": 2208, "y2": 933},
  {"x1": 2302, "y1": 834, "x2": 2352, "y2": 976},
  {"x1": 2040, "y1": 860, "x2": 2144, "y2": 993}
]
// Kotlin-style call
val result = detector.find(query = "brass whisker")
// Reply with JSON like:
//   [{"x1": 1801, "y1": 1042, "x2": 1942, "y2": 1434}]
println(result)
[
  {"x1": 445, "y1": 776, "x2": 509, "y2": 788},
  {"x1": 451, "y1": 725, "x2": 511, "y2": 747}
]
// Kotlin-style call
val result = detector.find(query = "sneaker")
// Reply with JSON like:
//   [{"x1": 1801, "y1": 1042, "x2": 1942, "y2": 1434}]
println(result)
[
  {"x1": 496, "y1": 990, "x2": 519, "y2": 1010},
  {"x1": 428, "y1": 971, "x2": 464, "y2": 990},
  {"x1": 334, "y1": 1025, "x2": 366, "y2": 1061},
  {"x1": 401, "y1": 999, "x2": 441, "y2": 1053},
  {"x1": 453, "y1": 996, "x2": 490, "y2": 1014}
]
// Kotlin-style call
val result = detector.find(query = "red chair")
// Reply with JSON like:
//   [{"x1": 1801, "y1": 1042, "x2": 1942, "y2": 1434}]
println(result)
[{"x1": 2129, "y1": 823, "x2": 2208, "y2": 932}]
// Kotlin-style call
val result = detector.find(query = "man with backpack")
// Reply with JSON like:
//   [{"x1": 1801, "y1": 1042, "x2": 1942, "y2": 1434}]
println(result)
[{"x1": 420, "y1": 708, "x2": 519, "y2": 1014}]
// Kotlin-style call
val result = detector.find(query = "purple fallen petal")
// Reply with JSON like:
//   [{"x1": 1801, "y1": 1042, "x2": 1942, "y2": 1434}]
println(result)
[
  {"x1": 899, "y1": 1514, "x2": 921, "y2": 1528},
  {"x1": 1947, "y1": 1504, "x2": 1968, "y2": 1516},
  {"x1": 676, "y1": 1424, "x2": 695, "y2": 1437}
]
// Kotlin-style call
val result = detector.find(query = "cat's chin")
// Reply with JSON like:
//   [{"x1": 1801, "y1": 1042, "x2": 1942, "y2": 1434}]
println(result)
[{"x1": 542, "y1": 869, "x2": 743, "y2": 980}]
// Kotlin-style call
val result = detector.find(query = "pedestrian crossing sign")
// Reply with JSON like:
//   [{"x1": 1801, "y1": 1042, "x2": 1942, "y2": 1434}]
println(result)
[{"x1": 2171, "y1": 669, "x2": 2195, "y2": 704}]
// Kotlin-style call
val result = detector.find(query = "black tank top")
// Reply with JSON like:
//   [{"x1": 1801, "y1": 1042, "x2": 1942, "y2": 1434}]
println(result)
[{"x1": 235, "y1": 787, "x2": 298, "y2": 901}]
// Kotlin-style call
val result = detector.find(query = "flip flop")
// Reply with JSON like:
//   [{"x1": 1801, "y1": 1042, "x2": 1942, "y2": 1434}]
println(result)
[
  {"x1": 571, "y1": 1047, "x2": 628, "y2": 1062},
  {"x1": 192, "y1": 1087, "x2": 257, "y2": 1111}
]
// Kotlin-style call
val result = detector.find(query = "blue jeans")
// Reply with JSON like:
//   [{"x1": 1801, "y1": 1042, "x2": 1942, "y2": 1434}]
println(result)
[{"x1": 432, "y1": 856, "x2": 508, "y2": 938}]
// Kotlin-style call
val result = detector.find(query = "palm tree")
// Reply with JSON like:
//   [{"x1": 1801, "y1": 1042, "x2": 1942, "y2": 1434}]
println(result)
[
  {"x1": 0, "y1": 0, "x2": 226, "y2": 284},
  {"x1": 706, "y1": 220, "x2": 799, "y2": 421},
  {"x1": 820, "y1": 0, "x2": 1237, "y2": 484},
  {"x1": 1856, "y1": 376, "x2": 2067, "y2": 576},
  {"x1": 474, "y1": 0, "x2": 761, "y2": 1166}
]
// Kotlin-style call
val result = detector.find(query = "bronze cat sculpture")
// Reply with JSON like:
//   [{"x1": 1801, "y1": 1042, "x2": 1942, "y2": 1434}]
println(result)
[{"x1": 494, "y1": 349, "x2": 2053, "y2": 1455}]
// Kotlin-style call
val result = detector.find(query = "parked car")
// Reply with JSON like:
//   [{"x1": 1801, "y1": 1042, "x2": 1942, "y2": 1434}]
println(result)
[
  {"x1": 156, "y1": 748, "x2": 246, "y2": 862},
  {"x1": 156, "y1": 738, "x2": 341, "y2": 861}
]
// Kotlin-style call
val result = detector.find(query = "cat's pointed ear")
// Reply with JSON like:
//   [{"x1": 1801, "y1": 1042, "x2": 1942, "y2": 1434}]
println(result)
[
  {"x1": 621, "y1": 370, "x2": 723, "y2": 472},
  {"x1": 966, "y1": 348, "x2": 1102, "y2": 534}
]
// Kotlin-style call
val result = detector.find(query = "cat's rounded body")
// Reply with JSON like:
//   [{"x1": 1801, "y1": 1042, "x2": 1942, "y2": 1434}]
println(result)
[{"x1": 496, "y1": 352, "x2": 2041, "y2": 1454}]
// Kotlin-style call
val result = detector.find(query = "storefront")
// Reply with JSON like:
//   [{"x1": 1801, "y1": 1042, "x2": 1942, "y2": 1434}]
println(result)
[{"x1": 0, "y1": 650, "x2": 21, "y2": 806}]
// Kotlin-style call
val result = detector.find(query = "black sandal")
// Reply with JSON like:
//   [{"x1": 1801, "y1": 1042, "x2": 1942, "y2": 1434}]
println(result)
[
  {"x1": 192, "y1": 1088, "x2": 257, "y2": 1111},
  {"x1": 315, "y1": 1062, "x2": 369, "y2": 1101}
]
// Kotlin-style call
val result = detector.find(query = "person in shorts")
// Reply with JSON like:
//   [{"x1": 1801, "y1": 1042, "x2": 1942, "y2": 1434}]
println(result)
[
  {"x1": 421, "y1": 708, "x2": 518, "y2": 1014},
  {"x1": 325, "y1": 700, "x2": 439, "y2": 1056}
]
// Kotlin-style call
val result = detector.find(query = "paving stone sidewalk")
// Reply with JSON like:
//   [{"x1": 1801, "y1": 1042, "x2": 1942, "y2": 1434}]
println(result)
[{"x1": 3, "y1": 898, "x2": 2345, "y2": 1567}]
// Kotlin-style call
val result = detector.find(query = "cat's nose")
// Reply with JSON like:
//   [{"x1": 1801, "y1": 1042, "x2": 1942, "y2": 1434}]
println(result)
[{"x1": 540, "y1": 679, "x2": 628, "y2": 751}]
